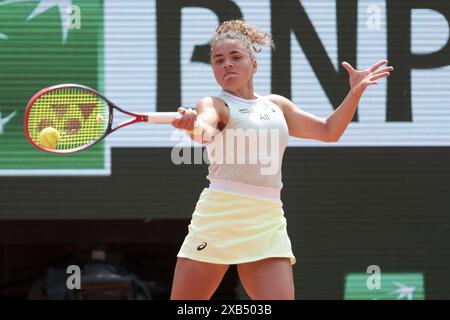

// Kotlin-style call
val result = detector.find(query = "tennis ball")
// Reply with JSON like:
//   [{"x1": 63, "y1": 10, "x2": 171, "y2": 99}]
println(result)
[{"x1": 39, "y1": 127, "x2": 60, "y2": 149}]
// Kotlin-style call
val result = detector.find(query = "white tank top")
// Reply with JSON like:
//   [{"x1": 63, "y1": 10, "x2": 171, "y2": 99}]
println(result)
[{"x1": 206, "y1": 90, "x2": 289, "y2": 193}]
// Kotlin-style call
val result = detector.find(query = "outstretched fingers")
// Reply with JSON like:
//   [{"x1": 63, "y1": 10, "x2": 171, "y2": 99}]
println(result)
[
  {"x1": 373, "y1": 66, "x2": 394, "y2": 75},
  {"x1": 370, "y1": 72, "x2": 390, "y2": 81},
  {"x1": 341, "y1": 61, "x2": 357, "y2": 75},
  {"x1": 369, "y1": 59, "x2": 388, "y2": 72}
]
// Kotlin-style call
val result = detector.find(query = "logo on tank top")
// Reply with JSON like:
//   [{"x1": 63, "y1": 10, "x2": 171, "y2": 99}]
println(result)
[
  {"x1": 238, "y1": 108, "x2": 250, "y2": 113},
  {"x1": 197, "y1": 242, "x2": 207, "y2": 251},
  {"x1": 260, "y1": 113, "x2": 270, "y2": 120}
]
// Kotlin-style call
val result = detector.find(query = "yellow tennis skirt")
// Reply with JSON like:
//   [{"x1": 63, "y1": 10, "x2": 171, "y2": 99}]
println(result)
[{"x1": 177, "y1": 188, "x2": 296, "y2": 265}]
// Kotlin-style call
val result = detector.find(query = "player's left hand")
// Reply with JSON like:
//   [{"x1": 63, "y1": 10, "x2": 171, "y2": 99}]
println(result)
[{"x1": 341, "y1": 59, "x2": 394, "y2": 95}]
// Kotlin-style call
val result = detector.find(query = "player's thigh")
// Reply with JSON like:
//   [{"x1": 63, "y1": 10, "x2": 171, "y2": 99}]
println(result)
[
  {"x1": 237, "y1": 257, "x2": 294, "y2": 300},
  {"x1": 170, "y1": 257, "x2": 229, "y2": 300}
]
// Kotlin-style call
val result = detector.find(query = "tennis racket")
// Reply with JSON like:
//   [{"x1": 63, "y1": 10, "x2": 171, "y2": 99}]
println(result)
[{"x1": 24, "y1": 84, "x2": 180, "y2": 154}]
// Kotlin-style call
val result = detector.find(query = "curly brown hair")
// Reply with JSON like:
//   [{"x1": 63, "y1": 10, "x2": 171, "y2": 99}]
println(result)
[{"x1": 209, "y1": 19, "x2": 275, "y2": 59}]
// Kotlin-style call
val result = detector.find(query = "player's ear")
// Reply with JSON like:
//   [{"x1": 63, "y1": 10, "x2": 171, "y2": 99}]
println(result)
[{"x1": 252, "y1": 58, "x2": 257, "y2": 74}]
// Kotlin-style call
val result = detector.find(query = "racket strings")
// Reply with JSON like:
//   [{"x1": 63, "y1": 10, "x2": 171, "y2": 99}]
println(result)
[{"x1": 27, "y1": 87, "x2": 109, "y2": 151}]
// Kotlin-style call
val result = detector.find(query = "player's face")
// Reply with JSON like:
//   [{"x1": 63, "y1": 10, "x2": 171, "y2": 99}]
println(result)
[{"x1": 210, "y1": 39, "x2": 256, "y2": 91}]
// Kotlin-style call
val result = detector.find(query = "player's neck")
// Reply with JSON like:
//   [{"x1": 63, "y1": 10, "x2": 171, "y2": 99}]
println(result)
[{"x1": 224, "y1": 84, "x2": 256, "y2": 100}]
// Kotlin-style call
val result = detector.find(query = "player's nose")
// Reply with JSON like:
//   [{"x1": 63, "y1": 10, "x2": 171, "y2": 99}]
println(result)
[{"x1": 224, "y1": 61, "x2": 233, "y2": 70}]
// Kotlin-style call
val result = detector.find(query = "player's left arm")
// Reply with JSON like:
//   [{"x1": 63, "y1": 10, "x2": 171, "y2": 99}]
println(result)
[
  {"x1": 269, "y1": 59, "x2": 393, "y2": 142},
  {"x1": 267, "y1": 94, "x2": 332, "y2": 142}
]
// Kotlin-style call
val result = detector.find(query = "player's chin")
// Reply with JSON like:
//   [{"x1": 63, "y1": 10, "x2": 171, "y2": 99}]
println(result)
[{"x1": 220, "y1": 80, "x2": 243, "y2": 91}]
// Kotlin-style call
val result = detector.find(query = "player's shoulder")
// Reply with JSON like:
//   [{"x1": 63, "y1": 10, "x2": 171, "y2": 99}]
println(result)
[
  {"x1": 195, "y1": 96, "x2": 229, "y2": 127},
  {"x1": 262, "y1": 94, "x2": 287, "y2": 112},
  {"x1": 196, "y1": 96, "x2": 228, "y2": 111},
  {"x1": 263, "y1": 93, "x2": 286, "y2": 103}
]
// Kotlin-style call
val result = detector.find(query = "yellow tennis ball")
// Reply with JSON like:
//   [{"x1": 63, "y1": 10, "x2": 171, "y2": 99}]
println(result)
[{"x1": 39, "y1": 127, "x2": 60, "y2": 149}]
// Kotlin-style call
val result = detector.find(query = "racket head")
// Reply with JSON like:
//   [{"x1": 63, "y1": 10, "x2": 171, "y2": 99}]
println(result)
[{"x1": 24, "y1": 84, "x2": 111, "y2": 154}]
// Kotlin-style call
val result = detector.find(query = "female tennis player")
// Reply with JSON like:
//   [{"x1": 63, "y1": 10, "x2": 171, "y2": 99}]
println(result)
[{"x1": 170, "y1": 20, "x2": 393, "y2": 300}]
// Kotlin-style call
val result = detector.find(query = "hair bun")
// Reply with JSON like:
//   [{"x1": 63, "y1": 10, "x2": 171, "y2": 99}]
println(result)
[{"x1": 210, "y1": 19, "x2": 275, "y2": 58}]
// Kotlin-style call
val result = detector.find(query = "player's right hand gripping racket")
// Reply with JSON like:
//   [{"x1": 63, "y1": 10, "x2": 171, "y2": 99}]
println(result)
[{"x1": 24, "y1": 84, "x2": 180, "y2": 154}]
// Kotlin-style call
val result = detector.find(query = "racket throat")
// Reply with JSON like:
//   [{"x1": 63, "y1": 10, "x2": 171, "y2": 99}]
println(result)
[
  {"x1": 112, "y1": 115, "x2": 147, "y2": 132},
  {"x1": 138, "y1": 115, "x2": 149, "y2": 122}
]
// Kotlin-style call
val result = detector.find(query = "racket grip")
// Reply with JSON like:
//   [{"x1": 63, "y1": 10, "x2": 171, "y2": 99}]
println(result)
[{"x1": 147, "y1": 112, "x2": 180, "y2": 124}]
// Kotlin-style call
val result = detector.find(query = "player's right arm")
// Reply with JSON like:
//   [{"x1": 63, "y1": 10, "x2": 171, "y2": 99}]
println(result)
[{"x1": 171, "y1": 96, "x2": 222, "y2": 145}]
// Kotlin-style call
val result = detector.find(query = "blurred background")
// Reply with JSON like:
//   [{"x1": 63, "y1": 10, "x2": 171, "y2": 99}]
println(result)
[{"x1": 0, "y1": 0, "x2": 449, "y2": 299}]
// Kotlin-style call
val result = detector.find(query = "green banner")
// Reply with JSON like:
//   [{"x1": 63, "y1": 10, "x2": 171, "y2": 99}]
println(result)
[
  {"x1": 0, "y1": 0, "x2": 106, "y2": 173},
  {"x1": 344, "y1": 273, "x2": 425, "y2": 300}
]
